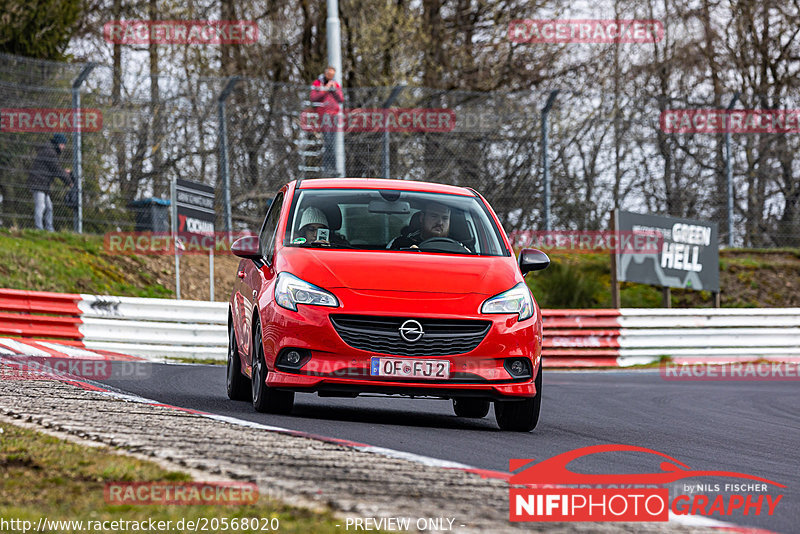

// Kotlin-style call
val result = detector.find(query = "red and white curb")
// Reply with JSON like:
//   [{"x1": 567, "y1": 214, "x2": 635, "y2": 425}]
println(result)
[{"x1": 0, "y1": 337, "x2": 139, "y2": 361}]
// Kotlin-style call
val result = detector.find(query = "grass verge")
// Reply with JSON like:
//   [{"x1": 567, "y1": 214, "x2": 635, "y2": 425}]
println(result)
[
  {"x1": 0, "y1": 421, "x2": 354, "y2": 533},
  {"x1": 0, "y1": 229, "x2": 171, "y2": 298}
]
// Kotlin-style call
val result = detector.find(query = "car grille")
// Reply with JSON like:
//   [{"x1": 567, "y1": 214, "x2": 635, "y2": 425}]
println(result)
[{"x1": 329, "y1": 315, "x2": 491, "y2": 356}]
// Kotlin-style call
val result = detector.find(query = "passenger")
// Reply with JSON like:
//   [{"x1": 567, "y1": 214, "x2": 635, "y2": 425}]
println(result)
[
  {"x1": 294, "y1": 207, "x2": 348, "y2": 246},
  {"x1": 296, "y1": 207, "x2": 329, "y2": 243}
]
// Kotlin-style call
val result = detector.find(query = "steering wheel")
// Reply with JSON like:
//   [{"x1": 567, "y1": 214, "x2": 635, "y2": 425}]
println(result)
[{"x1": 418, "y1": 237, "x2": 471, "y2": 252}]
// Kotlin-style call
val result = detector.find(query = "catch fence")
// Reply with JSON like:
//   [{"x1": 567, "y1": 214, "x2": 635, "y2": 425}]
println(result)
[{"x1": 1, "y1": 51, "x2": 798, "y2": 247}]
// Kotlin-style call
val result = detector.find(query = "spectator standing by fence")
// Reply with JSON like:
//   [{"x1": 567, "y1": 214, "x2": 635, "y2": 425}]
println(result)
[
  {"x1": 27, "y1": 133, "x2": 73, "y2": 231},
  {"x1": 310, "y1": 66, "x2": 344, "y2": 176}
]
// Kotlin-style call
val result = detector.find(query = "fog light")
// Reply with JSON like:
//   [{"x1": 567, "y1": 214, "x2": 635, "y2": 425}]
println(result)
[
  {"x1": 504, "y1": 357, "x2": 532, "y2": 378},
  {"x1": 276, "y1": 348, "x2": 311, "y2": 371}
]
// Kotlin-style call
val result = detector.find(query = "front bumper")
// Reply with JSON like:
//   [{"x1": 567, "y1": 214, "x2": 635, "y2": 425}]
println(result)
[{"x1": 259, "y1": 288, "x2": 542, "y2": 399}]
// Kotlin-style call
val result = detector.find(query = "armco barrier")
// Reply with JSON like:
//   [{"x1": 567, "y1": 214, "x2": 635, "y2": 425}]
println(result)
[
  {"x1": 1, "y1": 288, "x2": 799, "y2": 366},
  {"x1": 541, "y1": 309, "x2": 622, "y2": 367},
  {"x1": 0, "y1": 289, "x2": 226, "y2": 361},
  {"x1": 545, "y1": 308, "x2": 800, "y2": 367},
  {"x1": 0, "y1": 289, "x2": 83, "y2": 339},
  {"x1": 77, "y1": 296, "x2": 227, "y2": 360}
]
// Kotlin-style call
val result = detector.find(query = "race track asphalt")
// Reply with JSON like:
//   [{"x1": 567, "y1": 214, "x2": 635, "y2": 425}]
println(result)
[{"x1": 98, "y1": 365, "x2": 798, "y2": 533}]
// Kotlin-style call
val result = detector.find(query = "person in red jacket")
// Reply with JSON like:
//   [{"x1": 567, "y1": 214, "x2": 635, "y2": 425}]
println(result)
[{"x1": 310, "y1": 66, "x2": 343, "y2": 176}]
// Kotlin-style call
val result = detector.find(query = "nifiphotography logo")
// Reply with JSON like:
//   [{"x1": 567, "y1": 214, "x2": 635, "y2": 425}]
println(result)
[{"x1": 509, "y1": 444, "x2": 784, "y2": 522}]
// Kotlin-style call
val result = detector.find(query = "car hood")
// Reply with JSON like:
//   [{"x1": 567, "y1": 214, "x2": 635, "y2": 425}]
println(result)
[{"x1": 277, "y1": 248, "x2": 520, "y2": 296}]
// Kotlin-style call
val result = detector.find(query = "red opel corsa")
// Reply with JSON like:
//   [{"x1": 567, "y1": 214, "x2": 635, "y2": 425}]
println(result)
[{"x1": 227, "y1": 178, "x2": 549, "y2": 431}]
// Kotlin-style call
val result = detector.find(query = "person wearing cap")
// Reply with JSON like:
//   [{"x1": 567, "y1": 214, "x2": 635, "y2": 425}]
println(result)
[
  {"x1": 297, "y1": 207, "x2": 330, "y2": 244},
  {"x1": 27, "y1": 133, "x2": 73, "y2": 231}
]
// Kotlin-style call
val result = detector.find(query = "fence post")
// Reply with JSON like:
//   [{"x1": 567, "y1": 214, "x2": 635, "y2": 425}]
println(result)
[
  {"x1": 71, "y1": 63, "x2": 95, "y2": 233},
  {"x1": 725, "y1": 92, "x2": 740, "y2": 247},
  {"x1": 326, "y1": 0, "x2": 345, "y2": 177},
  {"x1": 382, "y1": 85, "x2": 405, "y2": 179},
  {"x1": 171, "y1": 177, "x2": 180, "y2": 300},
  {"x1": 610, "y1": 208, "x2": 620, "y2": 309},
  {"x1": 217, "y1": 76, "x2": 240, "y2": 233},
  {"x1": 541, "y1": 90, "x2": 559, "y2": 231}
]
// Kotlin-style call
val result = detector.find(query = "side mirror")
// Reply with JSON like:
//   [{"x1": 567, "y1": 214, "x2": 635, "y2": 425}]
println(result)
[
  {"x1": 231, "y1": 236, "x2": 261, "y2": 260},
  {"x1": 519, "y1": 248, "x2": 550, "y2": 275}
]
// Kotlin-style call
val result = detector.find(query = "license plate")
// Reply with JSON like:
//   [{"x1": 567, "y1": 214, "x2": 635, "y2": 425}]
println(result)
[{"x1": 370, "y1": 357, "x2": 450, "y2": 380}]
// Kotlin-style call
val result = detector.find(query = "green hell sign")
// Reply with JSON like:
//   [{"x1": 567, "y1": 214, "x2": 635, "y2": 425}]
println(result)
[{"x1": 615, "y1": 211, "x2": 720, "y2": 292}]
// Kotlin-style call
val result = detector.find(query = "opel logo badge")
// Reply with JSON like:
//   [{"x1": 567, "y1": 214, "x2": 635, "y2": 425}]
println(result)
[{"x1": 399, "y1": 320, "x2": 424, "y2": 342}]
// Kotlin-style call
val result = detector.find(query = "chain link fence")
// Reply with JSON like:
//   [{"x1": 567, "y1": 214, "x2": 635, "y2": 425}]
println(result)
[{"x1": 1, "y1": 51, "x2": 799, "y2": 246}]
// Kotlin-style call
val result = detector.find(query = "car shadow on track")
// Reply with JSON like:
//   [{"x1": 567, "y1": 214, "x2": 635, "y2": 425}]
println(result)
[{"x1": 287, "y1": 400, "x2": 500, "y2": 431}]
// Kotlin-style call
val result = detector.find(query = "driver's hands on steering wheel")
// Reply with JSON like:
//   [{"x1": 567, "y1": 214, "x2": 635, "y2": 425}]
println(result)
[{"x1": 416, "y1": 236, "x2": 472, "y2": 253}]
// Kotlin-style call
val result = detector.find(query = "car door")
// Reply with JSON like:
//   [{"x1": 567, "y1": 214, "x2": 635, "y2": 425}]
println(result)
[
  {"x1": 232, "y1": 256, "x2": 248, "y2": 350},
  {"x1": 241, "y1": 191, "x2": 284, "y2": 371}
]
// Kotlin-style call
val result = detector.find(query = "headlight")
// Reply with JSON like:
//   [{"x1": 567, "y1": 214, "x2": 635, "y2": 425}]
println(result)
[
  {"x1": 274, "y1": 272, "x2": 339, "y2": 311},
  {"x1": 481, "y1": 283, "x2": 534, "y2": 321}
]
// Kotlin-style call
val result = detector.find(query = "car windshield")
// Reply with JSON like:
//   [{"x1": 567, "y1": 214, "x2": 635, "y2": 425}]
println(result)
[{"x1": 283, "y1": 188, "x2": 508, "y2": 256}]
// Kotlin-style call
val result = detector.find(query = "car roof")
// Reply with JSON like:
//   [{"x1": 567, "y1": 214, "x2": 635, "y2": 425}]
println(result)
[{"x1": 295, "y1": 178, "x2": 475, "y2": 197}]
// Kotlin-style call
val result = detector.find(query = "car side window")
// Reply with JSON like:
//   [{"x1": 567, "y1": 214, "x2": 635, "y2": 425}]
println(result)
[{"x1": 259, "y1": 192, "x2": 284, "y2": 263}]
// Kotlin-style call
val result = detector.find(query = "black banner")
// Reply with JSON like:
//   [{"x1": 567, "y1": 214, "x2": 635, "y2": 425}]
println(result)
[
  {"x1": 175, "y1": 179, "x2": 215, "y2": 234},
  {"x1": 616, "y1": 210, "x2": 719, "y2": 292}
]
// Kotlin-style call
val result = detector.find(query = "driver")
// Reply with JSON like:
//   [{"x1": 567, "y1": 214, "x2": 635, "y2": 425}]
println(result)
[{"x1": 389, "y1": 202, "x2": 451, "y2": 249}]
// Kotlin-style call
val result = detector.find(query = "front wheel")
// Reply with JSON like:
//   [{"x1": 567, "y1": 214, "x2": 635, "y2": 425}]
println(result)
[
  {"x1": 251, "y1": 319, "x2": 294, "y2": 414},
  {"x1": 495, "y1": 364, "x2": 542, "y2": 431}
]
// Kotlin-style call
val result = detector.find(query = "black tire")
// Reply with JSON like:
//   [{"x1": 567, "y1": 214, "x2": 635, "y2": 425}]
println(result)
[
  {"x1": 227, "y1": 322, "x2": 251, "y2": 401},
  {"x1": 495, "y1": 364, "x2": 542, "y2": 432},
  {"x1": 452, "y1": 397, "x2": 490, "y2": 418},
  {"x1": 251, "y1": 318, "x2": 294, "y2": 414}
]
